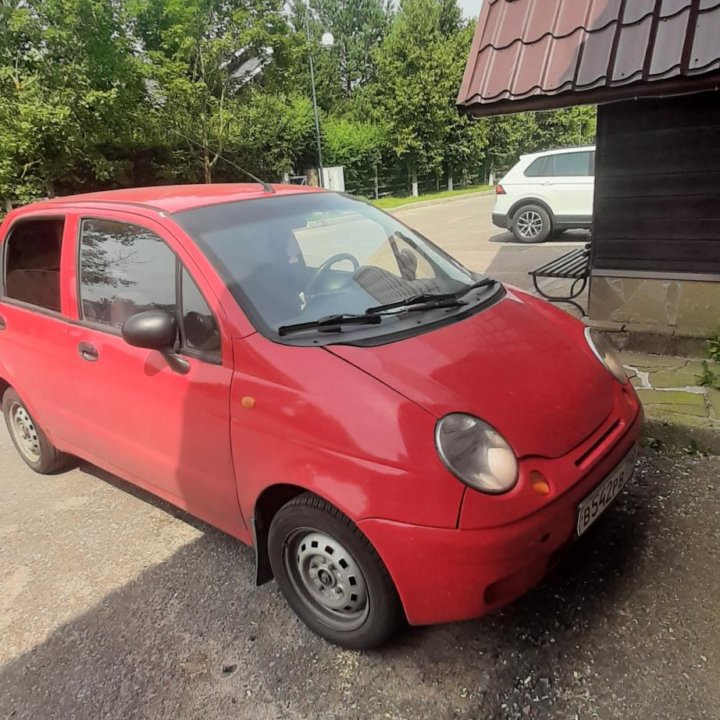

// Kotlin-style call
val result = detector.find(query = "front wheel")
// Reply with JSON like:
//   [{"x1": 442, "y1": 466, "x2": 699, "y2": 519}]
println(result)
[
  {"x1": 511, "y1": 204, "x2": 552, "y2": 243},
  {"x1": 2, "y1": 388, "x2": 68, "y2": 474},
  {"x1": 268, "y1": 493, "x2": 403, "y2": 649}
]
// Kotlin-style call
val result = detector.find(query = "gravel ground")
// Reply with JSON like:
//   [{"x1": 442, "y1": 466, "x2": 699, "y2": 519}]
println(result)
[
  {"x1": 0, "y1": 196, "x2": 716, "y2": 719},
  {"x1": 1, "y1": 428, "x2": 719, "y2": 719}
]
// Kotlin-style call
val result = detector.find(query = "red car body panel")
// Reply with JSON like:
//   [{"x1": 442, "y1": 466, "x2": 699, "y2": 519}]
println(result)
[
  {"x1": 328, "y1": 287, "x2": 615, "y2": 459},
  {"x1": 0, "y1": 185, "x2": 644, "y2": 628},
  {"x1": 229, "y1": 334, "x2": 463, "y2": 530},
  {"x1": 360, "y1": 405, "x2": 643, "y2": 626}
]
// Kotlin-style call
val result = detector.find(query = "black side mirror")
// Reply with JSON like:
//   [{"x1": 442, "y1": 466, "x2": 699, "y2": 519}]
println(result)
[
  {"x1": 122, "y1": 311, "x2": 189, "y2": 374},
  {"x1": 122, "y1": 310, "x2": 177, "y2": 350}
]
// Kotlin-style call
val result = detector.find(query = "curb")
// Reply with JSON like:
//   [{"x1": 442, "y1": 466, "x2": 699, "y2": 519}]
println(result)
[
  {"x1": 643, "y1": 416, "x2": 720, "y2": 456},
  {"x1": 387, "y1": 190, "x2": 495, "y2": 213}
]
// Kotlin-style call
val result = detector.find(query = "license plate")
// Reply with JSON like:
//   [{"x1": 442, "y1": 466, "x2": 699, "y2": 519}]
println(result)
[{"x1": 576, "y1": 445, "x2": 638, "y2": 536}]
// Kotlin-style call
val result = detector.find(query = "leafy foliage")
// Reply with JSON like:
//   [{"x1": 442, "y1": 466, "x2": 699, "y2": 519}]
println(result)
[
  {"x1": 705, "y1": 331, "x2": 720, "y2": 363},
  {"x1": 0, "y1": 0, "x2": 598, "y2": 209},
  {"x1": 696, "y1": 360, "x2": 720, "y2": 389}
]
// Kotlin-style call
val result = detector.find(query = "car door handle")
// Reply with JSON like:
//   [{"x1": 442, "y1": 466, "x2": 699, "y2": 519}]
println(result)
[
  {"x1": 0, "y1": 316, "x2": 6, "y2": 330},
  {"x1": 77, "y1": 342, "x2": 99, "y2": 362}
]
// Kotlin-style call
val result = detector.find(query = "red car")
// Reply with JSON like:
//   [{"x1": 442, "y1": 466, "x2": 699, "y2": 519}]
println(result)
[{"x1": 0, "y1": 184, "x2": 642, "y2": 648}]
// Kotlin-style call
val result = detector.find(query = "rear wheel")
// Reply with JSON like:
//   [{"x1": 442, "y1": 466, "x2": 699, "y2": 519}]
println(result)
[
  {"x1": 2, "y1": 388, "x2": 68, "y2": 473},
  {"x1": 268, "y1": 493, "x2": 403, "y2": 649},
  {"x1": 511, "y1": 204, "x2": 552, "y2": 243}
]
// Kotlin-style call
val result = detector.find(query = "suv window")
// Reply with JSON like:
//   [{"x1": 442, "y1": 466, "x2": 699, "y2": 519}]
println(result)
[
  {"x1": 554, "y1": 151, "x2": 593, "y2": 177},
  {"x1": 524, "y1": 151, "x2": 594, "y2": 178},
  {"x1": 79, "y1": 219, "x2": 221, "y2": 361},
  {"x1": 4, "y1": 218, "x2": 65, "y2": 312},
  {"x1": 524, "y1": 155, "x2": 554, "y2": 177}
]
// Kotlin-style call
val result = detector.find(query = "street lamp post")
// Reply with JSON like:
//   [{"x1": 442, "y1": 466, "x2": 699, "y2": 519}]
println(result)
[{"x1": 304, "y1": 6, "x2": 333, "y2": 188}]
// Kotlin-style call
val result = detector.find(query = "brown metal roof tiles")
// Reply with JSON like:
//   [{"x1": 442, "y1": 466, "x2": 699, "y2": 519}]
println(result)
[{"x1": 458, "y1": 0, "x2": 720, "y2": 115}]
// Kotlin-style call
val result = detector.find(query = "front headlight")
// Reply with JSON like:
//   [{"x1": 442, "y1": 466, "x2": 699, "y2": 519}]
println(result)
[
  {"x1": 435, "y1": 413, "x2": 518, "y2": 494},
  {"x1": 585, "y1": 327, "x2": 627, "y2": 384}
]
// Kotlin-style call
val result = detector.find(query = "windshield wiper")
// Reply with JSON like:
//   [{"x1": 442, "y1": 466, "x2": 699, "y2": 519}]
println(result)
[
  {"x1": 365, "y1": 277, "x2": 497, "y2": 315},
  {"x1": 278, "y1": 313, "x2": 382, "y2": 337},
  {"x1": 456, "y1": 277, "x2": 498, "y2": 295},
  {"x1": 365, "y1": 292, "x2": 458, "y2": 315}
]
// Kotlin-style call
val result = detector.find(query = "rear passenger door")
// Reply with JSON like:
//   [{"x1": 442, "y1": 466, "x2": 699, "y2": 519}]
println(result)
[
  {"x1": 545, "y1": 150, "x2": 595, "y2": 221},
  {"x1": 0, "y1": 215, "x2": 77, "y2": 447},
  {"x1": 66, "y1": 214, "x2": 245, "y2": 535}
]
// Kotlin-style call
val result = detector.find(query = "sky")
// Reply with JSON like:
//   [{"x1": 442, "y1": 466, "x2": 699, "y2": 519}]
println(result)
[{"x1": 460, "y1": 0, "x2": 482, "y2": 19}]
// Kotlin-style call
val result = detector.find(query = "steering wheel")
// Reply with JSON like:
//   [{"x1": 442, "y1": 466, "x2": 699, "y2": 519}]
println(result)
[{"x1": 305, "y1": 253, "x2": 360, "y2": 297}]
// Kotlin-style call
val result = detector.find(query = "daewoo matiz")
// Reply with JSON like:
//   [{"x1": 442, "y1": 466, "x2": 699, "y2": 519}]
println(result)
[{"x1": 0, "y1": 184, "x2": 642, "y2": 648}]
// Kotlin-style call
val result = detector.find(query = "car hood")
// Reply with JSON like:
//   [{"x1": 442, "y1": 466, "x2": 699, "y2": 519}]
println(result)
[{"x1": 327, "y1": 290, "x2": 615, "y2": 459}]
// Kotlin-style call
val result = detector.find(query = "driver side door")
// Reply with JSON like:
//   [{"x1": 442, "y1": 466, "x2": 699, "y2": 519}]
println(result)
[{"x1": 66, "y1": 214, "x2": 245, "y2": 536}]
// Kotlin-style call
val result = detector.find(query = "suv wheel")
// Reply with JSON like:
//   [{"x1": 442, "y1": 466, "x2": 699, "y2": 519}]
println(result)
[
  {"x1": 511, "y1": 205, "x2": 552, "y2": 243},
  {"x1": 2, "y1": 388, "x2": 68, "y2": 473},
  {"x1": 268, "y1": 493, "x2": 403, "y2": 649}
]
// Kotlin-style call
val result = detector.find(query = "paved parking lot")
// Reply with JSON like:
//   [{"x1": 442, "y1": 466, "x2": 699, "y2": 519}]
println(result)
[
  {"x1": 395, "y1": 193, "x2": 589, "y2": 313},
  {"x1": 2, "y1": 195, "x2": 718, "y2": 720}
]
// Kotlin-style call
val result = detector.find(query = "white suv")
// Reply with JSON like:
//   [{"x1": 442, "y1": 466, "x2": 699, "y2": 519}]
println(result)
[{"x1": 493, "y1": 146, "x2": 595, "y2": 243}]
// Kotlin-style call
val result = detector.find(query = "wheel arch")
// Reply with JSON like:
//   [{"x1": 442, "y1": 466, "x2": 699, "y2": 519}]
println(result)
[
  {"x1": 508, "y1": 198, "x2": 555, "y2": 225},
  {"x1": 252, "y1": 483, "x2": 314, "y2": 585}
]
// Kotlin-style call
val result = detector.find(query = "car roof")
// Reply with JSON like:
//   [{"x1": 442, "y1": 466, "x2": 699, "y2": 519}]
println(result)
[
  {"x1": 520, "y1": 145, "x2": 596, "y2": 161},
  {"x1": 20, "y1": 183, "x2": 323, "y2": 215}
]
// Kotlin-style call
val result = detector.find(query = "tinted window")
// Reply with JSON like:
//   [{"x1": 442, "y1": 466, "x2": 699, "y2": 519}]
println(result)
[
  {"x1": 4, "y1": 218, "x2": 64, "y2": 311},
  {"x1": 524, "y1": 156, "x2": 553, "y2": 177},
  {"x1": 79, "y1": 219, "x2": 176, "y2": 329},
  {"x1": 554, "y1": 151, "x2": 592, "y2": 177},
  {"x1": 181, "y1": 269, "x2": 221, "y2": 358}
]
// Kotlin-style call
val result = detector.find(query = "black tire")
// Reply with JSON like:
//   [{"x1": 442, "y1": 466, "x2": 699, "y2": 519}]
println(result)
[
  {"x1": 511, "y1": 204, "x2": 552, "y2": 243},
  {"x1": 2, "y1": 388, "x2": 68, "y2": 474},
  {"x1": 268, "y1": 493, "x2": 403, "y2": 649}
]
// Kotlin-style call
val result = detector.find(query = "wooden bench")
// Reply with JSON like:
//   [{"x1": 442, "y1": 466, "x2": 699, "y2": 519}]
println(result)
[{"x1": 529, "y1": 243, "x2": 590, "y2": 315}]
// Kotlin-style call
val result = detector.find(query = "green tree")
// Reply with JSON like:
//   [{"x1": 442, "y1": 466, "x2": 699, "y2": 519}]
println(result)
[
  {"x1": 131, "y1": 0, "x2": 293, "y2": 182},
  {"x1": 0, "y1": 0, "x2": 144, "y2": 207},
  {"x1": 366, "y1": 0, "x2": 485, "y2": 191}
]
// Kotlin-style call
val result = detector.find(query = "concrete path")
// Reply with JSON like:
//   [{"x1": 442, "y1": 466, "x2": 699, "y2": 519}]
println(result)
[{"x1": 623, "y1": 352, "x2": 720, "y2": 454}]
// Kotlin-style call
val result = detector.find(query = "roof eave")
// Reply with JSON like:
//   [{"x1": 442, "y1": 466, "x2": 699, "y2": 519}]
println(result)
[{"x1": 458, "y1": 73, "x2": 720, "y2": 118}]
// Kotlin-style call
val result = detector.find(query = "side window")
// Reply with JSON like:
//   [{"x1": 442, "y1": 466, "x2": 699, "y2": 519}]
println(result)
[
  {"x1": 79, "y1": 219, "x2": 176, "y2": 329},
  {"x1": 524, "y1": 155, "x2": 554, "y2": 177},
  {"x1": 589, "y1": 151, "x2": 596, "y2": 177},
  {"x1": 181, "y1": 269, "x2": 221, "y2": 360},
  {"x1": 554, "y1": 151, "x2": 592, "y2": 177},
  {"x1": 4, "y1": 218, "x2": 65, "y2": 312}
]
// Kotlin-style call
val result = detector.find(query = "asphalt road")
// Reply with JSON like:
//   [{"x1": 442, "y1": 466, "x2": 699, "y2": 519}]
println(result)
[
  {"x1": 395, "y1": 193, "x2": 589, "y2": 313},
  {"x1": 2, "y1": 195, "x2": 719, "y2": 719}
]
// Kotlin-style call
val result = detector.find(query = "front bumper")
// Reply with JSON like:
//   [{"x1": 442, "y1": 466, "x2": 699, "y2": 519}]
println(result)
[
  {"x1": 492, "y1": 211, "x2": 509, "y2": 229},
  {"x1": 359, "y1": 401, "x2": 643, "y2": 626}
]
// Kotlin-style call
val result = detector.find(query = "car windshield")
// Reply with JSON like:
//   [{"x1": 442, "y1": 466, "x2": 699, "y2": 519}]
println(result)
[{"x1": 174, "y1": 192, "x2": 484, "y2": 336}]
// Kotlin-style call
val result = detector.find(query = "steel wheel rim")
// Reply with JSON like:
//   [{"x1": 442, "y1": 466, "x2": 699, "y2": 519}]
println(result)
[
  {"x1": 517, "y1": 211, "x2": 543, "y2": 239},
  {"x1": 283, "y1": 528, "x2": 369, "y2": 632},
  {"x1": 9, "y1": 402, "x2": 41, "y2": 463}
]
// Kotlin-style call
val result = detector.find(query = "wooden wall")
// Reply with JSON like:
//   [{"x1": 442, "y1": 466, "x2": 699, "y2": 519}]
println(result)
[{"x1": 592, "y1": 91, "x2": 720, "y2": 276}]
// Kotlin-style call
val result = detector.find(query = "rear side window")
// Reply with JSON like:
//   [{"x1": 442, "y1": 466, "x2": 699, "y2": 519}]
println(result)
[
  {"x1": 79, "y1": 219, "x2": 221, "y2": 362},
  {"x1": 3, "y1": 218, "x2": 65, "y2": 312},
  {"x1": 524, "y1": 156, "x2": 554, "y2": 177}
]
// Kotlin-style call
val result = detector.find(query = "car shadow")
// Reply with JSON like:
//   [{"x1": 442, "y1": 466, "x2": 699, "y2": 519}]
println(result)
[
  {"x1": 0, "y1": 455, "x2": 657, "y2": 719},
  {"x1": 490, "y1": 230, "x2": 591, "y2": 245}
]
